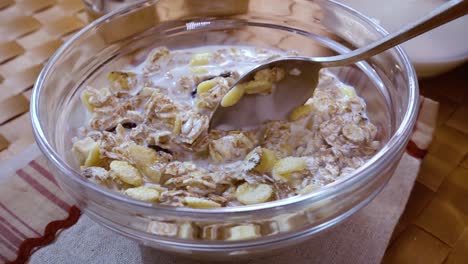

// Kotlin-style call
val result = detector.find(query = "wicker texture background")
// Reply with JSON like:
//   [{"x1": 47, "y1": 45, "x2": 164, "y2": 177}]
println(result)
[
  {"x1": 0, "y1": 0, "x2": 86, "y2": 161},
  {"x1": 382, "y1": 65, "x2": 468, "y2": 264},
  {"x1": 0, "y1": 0, "x2": 467, "y2": 263}
]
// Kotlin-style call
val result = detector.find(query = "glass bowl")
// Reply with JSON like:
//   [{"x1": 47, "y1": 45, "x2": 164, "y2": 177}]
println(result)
[{"x1": 31, "y1": 0, "x2": 418, "y2": 260}]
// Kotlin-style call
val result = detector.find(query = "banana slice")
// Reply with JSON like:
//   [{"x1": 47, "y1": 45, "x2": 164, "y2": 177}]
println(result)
[
  {"x1": 289, "y1": 104, "x2": 314, "y2": 121},
  {"x1": 235, "y1": 183, "x2": 273, "y2": 205},
  {"x1": 338, "y1": 83, "x2": 356, "y2": 98},
  {"x1": 124, "y1": 186, "x2": 160, "y2": 202},
  {"x1": 183, "y1": 197, "x2": 221, "y2": 209},
  {"x1": 72, "y1": 137, "x2": 102, "y2": 167},
  {"x1": 107, "y1": 71, "x2": 136, "y2": 90},
  {"x1": 244, "y1": 147, "x2": 277, "y2": 173},
  {"x1": 243, "y1": 80, "x2": 273, "y2": 95},
  {"x1": 196, "y1": 79, "x2": 217, "y2": 94},
  {"x1": 110, "y1": 160, "x2": 143, "y2": 186},
  {"x1": 126, "y1": 145, "x2": 163, "y2": 182},
  {"x1": 190, "y1": 53, "x2": 211, "y2": 66},
  {"x1": 84, "y1": 143, "x2": 102, "y2": 168},
  {"x1": 221, "y1": 85, "x2": 245, "y2": 107},
  {"x1": 272, "y1": 157, "x2": 306, "y2": 182}
]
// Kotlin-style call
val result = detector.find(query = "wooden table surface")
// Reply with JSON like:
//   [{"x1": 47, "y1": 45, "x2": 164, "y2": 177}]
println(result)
[
  {"x1": 382, "y1": 64, "x2": 468, "y2": 264},
  {"x1": 0, "y1": 1, "x2": 467, "y2": 263}
]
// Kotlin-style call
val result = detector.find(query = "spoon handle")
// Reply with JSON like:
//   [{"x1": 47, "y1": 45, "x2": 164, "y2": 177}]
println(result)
[{"x1": 320, "y1": 0, "x2": 468, "y2": 67}]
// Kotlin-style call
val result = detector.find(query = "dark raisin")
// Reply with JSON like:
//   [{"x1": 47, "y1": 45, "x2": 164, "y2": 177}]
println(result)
[
  {"x1": 218, "y1": 72, "x2": 232, "y2": 78},
  {"x1": 205, "y1": 72, "x2": 232, "y2": 81},
  {"x1": 105, "y1": 122, "x2": 137, "y2": 132},
  {"x1": 191, "y1": 88, "x2": 197, "y2": 97},
  {"x1": 105, "y1": 126, "x2": 116, "y2": 133},
  {"x1": 148, "y1": 145, "x2": 173, "y2": 155},
  {"x1": 121, "y1": 122, "x2": 137, "y2": 129}
]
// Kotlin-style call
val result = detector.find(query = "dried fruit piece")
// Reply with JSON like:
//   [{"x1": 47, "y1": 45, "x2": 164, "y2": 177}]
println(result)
[
  {"x1": 244, "y1": 147, "x2": 277, "y2": 173},
  {"x1": 124, "y1": 186, "x2": 160, "y2": 202},
  {"x1": 235, "y1": 183, "x2": 273, "y2": 205},
  {"x1": 126, "y1": 145, "x2": 167, "y2": 182},
  {"x1": 190, "y1": 53, "x2": 211, "y2": 66},
  {"x1": 220, "y1": 85, "x2": 245, "y2": 107},
  {"x1": 196, "y1": 79, "x2": 217, "y2": 94},
  {"x1": 272, "y1": 157, "x2": 306, "y2": 181},
  {"x1": 73, "y1": 137, "x2": 102, "y2": 167},
  {"x1": 255, "y1": 148, "x2": 277, "y2": 173},
  {"x1": 110, "y1": 160, "x2": 143, "y2": 186},
  {"x1": 338, "y1": 83, "x2": 356, "y2": 98},
  {"x1": 127, "y1": 145, "x2": 157, "y2": 165},
  {"x1": 243, "y1": 80, "x2": 273, "y2": 95},
  {"x1": 107, "y1": 71, "x2": 136, "y2": 90},
  {"x1": 226, "y1": 225, "x2": 260, "y2": 241},
  {"x1": 289, "y1": 104, "x2": 314, "y2": 121},
  {"x1": 342, "y1": 123, "x2": 365, "y2": 143},
  {"x1": 183, "y1": 197, "x2": 221, "y2": 209},
  {"x1": 84, "y1": 143, "x2": 102, "y2": 168}
]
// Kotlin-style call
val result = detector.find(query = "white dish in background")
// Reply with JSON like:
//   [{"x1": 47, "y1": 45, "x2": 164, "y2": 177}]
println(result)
[{"x1": 338, "y1": 0, "x2": 468, "y2": 77}]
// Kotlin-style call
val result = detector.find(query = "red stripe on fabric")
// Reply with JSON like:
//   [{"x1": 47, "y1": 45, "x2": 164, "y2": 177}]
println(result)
[
  {"x1": 0, "y1": 235, "x2": 17, "y2": 251},
  {"x1": 16, "y1": 170, "x2": 70, "y2": 212},
  {"x1": 0, "y1": 215, "x2": 27, "y2": 239},
  {"x1": 406, "y1": 140, "x2": 427, "y2": 159},
  {"x1": 0, "y1": 223, "x2": 22, "y2": 245},
  {"x1": 0, "y1": 253, "x2": 9, "y2": 263},
  {"x1": 29, "y1": 161, "x2": 59, "y2": 186},
  {"x1": 0, "y1": 203, "x2": 40, "y2": 236},
  {"x1": 412, "y1": 96, "x2": 425, "y2": 133},
  {"x1": 11, "y1": 206, "x2": 81, "y2": 264}
]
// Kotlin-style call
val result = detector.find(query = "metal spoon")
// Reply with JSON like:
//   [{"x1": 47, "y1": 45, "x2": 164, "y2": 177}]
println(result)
[{"x1": 210, "y1": 0, "x2": 467, "y2": 130}]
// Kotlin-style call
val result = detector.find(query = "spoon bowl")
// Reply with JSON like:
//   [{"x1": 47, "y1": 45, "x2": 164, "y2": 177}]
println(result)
[{"x1": 210, "y1": 58, "x2": 321, "y2": 130}]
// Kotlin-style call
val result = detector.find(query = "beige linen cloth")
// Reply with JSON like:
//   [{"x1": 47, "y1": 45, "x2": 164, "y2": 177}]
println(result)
[
  {"x1": 29, "y1": 153, "x2": 421, "y2": 264},
  {"x1": 26, "y1": 98, "x2": 438, "y2": 264}
]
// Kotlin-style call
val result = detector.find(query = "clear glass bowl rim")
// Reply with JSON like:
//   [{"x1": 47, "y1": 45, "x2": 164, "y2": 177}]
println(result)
[{"x1": 30, "y1": 0, "x2": 419, "y2": 217}]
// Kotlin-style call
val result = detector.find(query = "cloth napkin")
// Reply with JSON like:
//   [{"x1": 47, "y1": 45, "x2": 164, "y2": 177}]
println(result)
[{"x1": 0, "y1": 97, "x2": 438, "y2": 264}]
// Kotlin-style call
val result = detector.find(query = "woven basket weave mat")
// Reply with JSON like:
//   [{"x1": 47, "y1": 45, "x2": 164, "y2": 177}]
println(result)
[
  {"x1": 382, "y1": 64, "x2": 468, "y2": 264},
  {"x1": 1, "y1": 1, "x2": 468, "y2": 263},
  {"x1": 0, "y1": 0, "x2": 86, "y2": 161}
]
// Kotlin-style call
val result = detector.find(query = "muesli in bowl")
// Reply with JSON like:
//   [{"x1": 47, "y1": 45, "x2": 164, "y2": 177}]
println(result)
[{"x1": 73, "y1": 45, "x2": 380, "y2": 208}]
